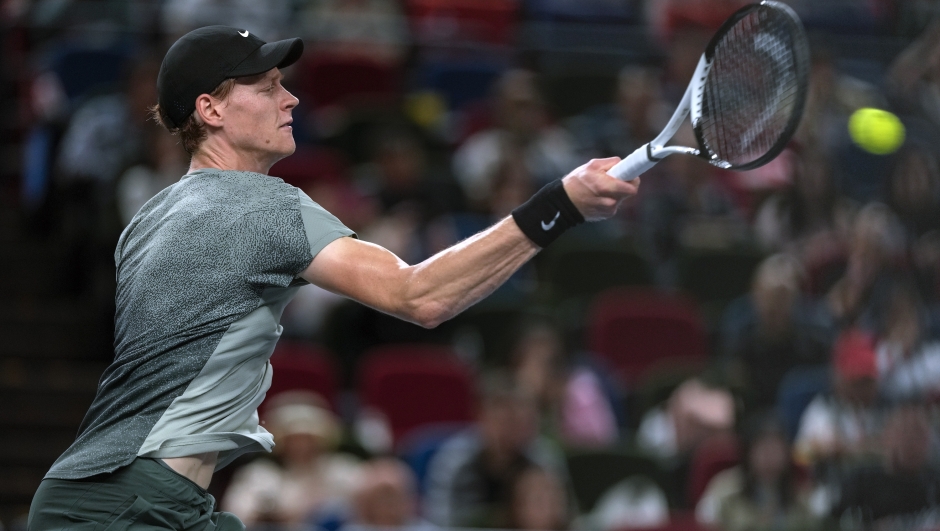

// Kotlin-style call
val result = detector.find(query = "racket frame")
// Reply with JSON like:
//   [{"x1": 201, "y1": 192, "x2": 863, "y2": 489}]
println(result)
[{"x1": 608, "y1": 0, "x2": 808, "y2": 181}]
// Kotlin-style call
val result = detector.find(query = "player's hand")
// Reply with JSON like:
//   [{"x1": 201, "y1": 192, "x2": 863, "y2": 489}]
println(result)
[{"x1": 561, "y1": 157, "x2": 640, "y2": 222}]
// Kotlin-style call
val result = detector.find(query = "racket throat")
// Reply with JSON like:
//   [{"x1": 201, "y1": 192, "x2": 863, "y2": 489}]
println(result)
[
  {"x1": 649, "y1": 145, "x2": 701, "y2": 158},
  {"x1": 646, "y1": 55, "x2": 711, "y2": 161}
]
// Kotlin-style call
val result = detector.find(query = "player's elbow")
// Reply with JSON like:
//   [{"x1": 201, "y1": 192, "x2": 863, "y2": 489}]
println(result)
[
  {"x1": 393, "y1": 268, "x2": 455, "y2": 328},
  {"x1": 403, "y1": 299, "x2": 452, "y2": 329},
  {"x1": 415, "y1": 304, "x2": 452, "y2": 329}
]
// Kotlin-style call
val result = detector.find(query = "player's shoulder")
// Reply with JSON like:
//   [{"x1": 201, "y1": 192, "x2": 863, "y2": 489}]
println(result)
[
  {"x1": 183, "y1": 168, "x2": 303, "y2": 213},
  {"x1": 189, "y1": 168, "x2": 296, "y2": 194}
]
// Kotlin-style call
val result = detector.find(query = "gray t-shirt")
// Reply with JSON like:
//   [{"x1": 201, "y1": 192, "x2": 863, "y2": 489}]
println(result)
[{"x1": 47, "y1": 168, "x2": 354, "y2": 480}]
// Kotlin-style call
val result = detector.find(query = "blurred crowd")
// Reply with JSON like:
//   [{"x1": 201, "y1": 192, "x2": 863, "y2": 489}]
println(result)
[{"x1": 4, "y1": 0, "x2": 940, "y2": 530}]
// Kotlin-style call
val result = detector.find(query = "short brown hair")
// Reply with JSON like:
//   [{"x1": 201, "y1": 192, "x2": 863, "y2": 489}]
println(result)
[{"x1": 150, "y1": 78, "x2": 237, "y2": 155}]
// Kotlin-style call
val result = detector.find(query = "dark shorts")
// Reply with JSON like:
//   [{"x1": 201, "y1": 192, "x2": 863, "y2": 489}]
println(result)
[{"x1": 28, "y1": 458, "x2": 244, "y2": 531}]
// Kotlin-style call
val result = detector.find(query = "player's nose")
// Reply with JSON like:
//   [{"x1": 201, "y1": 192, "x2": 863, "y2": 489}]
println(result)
[{"x1": 282, "y1": 88, "x2": 299, "y2": 110}]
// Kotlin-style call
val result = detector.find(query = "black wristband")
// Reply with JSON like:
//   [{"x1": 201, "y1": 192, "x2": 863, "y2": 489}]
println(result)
[{"x1": 511, "y1": 179, "x2": 585, "y2": 248}]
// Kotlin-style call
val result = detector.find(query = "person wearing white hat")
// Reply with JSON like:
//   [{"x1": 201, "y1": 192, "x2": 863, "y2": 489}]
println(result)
[{"x1": 222, "y1": 392, "x2": 362, "y2": 527}]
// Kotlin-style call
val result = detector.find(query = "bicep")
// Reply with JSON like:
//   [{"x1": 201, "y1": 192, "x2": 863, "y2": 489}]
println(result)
[{"x1": 299, "y1": 236, "x2": 410, "y2": 315}]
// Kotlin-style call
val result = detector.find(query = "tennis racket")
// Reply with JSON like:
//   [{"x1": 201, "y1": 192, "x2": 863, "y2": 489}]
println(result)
[{"x1": 608, "y1": 0, "x2": 810, "y2": 181}]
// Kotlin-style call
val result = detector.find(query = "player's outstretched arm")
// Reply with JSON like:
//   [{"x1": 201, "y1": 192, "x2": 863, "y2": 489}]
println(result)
[{"x1": 300, "y1": 157, "x2": 639, "y2": 328}]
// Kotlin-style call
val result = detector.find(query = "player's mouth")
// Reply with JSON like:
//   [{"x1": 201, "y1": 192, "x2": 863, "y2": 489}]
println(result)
[{"x1": 279, "y1": 120, "x2": 293, "y2": 130}]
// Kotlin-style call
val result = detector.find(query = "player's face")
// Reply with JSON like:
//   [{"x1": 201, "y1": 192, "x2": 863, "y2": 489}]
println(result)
[{"x1": 221, "y1": 68, "x2": 298, "y2": 167}]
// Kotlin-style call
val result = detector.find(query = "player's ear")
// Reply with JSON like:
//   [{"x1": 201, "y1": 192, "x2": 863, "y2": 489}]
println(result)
[{"x1": 194, "y1": 93, "x2": 224, "y2": 128}]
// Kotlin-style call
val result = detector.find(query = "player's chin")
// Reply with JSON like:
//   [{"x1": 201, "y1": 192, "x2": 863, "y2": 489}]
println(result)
[
  {"x1": 266, "y1": 140, "x2": 296, "y2": 167},
  {"x1": 276, "y1": 134, "x2": 296, "y2": 157}
]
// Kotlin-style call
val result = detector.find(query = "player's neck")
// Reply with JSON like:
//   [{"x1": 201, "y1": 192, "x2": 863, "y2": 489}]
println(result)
[{"x1": 189, "y1": 139, "x2": 275, "y2": 175}]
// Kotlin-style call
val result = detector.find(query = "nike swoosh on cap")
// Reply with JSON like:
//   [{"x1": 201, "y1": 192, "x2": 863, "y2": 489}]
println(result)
[{"x1": 238, "y1": 30, "x2": 249, "y2": 37}]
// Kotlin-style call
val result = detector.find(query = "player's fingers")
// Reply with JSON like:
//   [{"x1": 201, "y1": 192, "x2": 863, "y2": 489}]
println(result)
[
  {"x1": 586, "y1": 157, "x2": 622, "y2": 172},
  {"x1": 600, "y1": 197, "x2": 619, "y2": 210},
  {"x1": 592, "y1": 170, "x2": 640, "y2": 198},
  {"x1": 623, "y1": 176, "x2": 640, "y2": 195}
]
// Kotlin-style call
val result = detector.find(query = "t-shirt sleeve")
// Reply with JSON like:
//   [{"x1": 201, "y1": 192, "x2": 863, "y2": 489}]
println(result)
[
  {"x1": 232, "y1": 208, "x2": 316, "y2": 289},
  {"x1": 297, "y1": 189, "x2": 356, "y2": 258}
]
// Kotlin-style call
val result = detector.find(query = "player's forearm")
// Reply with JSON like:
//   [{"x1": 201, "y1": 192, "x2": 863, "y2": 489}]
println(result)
[
  {"x1": 398, "y1": 216, "x2": 538, "y2": 327},
  {"x1": 305, "y1": 159, "x2": 638, "y2": 328}
]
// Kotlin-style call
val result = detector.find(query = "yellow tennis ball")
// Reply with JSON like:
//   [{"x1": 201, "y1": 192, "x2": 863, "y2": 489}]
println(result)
[
  {"x1": 405, "y1": 91, "x2": 446, "y2": 130},
  {"x1": 848, "y1": 107, "x2": 905, "y2": 155}
]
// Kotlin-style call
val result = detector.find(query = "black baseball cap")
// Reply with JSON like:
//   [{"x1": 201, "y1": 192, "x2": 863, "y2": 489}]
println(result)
[{"x1": 157, "y1": 26, "x2": 304, "y2": 128}]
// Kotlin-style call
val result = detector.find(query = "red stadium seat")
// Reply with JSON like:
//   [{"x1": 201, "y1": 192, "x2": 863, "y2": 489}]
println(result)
[
  {"x1": 265, "y1": 341, "x2": 340, "y2": 412},
  {"x1": 587, "y1": 288, "x2": 708, "y2": 386},
  {"x1": 358, "y1": 344, "x2": 476, "y2": 446},
  {"x1": 686, "y1": 432, "x2": 741, "y2": 507},
  {"x1": 405, "y1": 0, "x2": 520, "y2": 46}
]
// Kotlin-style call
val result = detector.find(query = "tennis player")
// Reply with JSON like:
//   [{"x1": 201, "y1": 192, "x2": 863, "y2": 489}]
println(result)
[{"x1": 28, "y1": 26, "x2": 639, "y2": 530}]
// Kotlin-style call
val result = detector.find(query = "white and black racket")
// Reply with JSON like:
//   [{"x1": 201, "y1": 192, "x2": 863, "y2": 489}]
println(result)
[{"x1": 608, "y1": 0, "x2": 810, "y2": 181}]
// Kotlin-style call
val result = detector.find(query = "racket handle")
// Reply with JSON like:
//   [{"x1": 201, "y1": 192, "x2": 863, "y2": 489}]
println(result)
[{"x1": 608, "y1": 144, "x2": 659, "y2": 181}]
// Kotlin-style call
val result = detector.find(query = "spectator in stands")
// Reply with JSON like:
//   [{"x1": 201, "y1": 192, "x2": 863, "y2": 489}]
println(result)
[
  {"x1": 637, "y1": 125, "x2": 748, "y2": 285},
  {"x1": 795, "y1": 46, "x2": 884, "y2": 155},
  {"x1": 116, "y1": 124, "x2": 187, "y2": 226},
  {"x1": 648, "y1": 1, "x2": 752, "y2": 105},
  {"x1": 647, "y1": 0, "x2": 749, "y2": 44},
  {"x1": 752, "y1": 147, "x2": 849, "y2": 267},
  {"x1": 509, "y1": 320, "x2": 621, "y2": 448},
  {"x1": 911, "y1": 229, "x2": 940, "y2": 308},
  {"x1": 299, "y1": 0, "x2": 409, "y2": 66},
  {"x1": 885, "y1": 140, "x2": 940, "y2": 240},
  {"x1": 510, "y1": 320, "x2": 565, "y2": 424},
  {"x1": 361, "y1": 126, "x2": 464, "y2": 220},
  {"x1": 222, "y1": 392, "x2": 362, "y2": 528},
  {"x1": 884, "y1": 136, "x2": 940, "y2": 306},
  {"x1": 424, "y1": 372, "x2": 567, "y2": 528},
  {"x1": 697, "y1": 413, "x2": 820, "y2": 531},
  {"x1": 833, "y1": 405, "x2": 940, "y2": 530},
  {"x1": 566, "y1": 65, "x2": 669, "y2": 160},
  {"x1": 55, "y1": 55, "x2": 160, "y2": 197},
  {"x1": 875, "y1": 279, "x2": 940, "y2": 403},
  {"x1": 584, "y1": 475, "x2": 671, "y2": 530},
  {"x1": 887, "y1": 19, "x2": 940, "y2": 127},
  {"x1": 637, "y1": 378, "x2": 735, "y2": 462},
  {"x1": 344, "y1": 457, "x2": 435, "y2": 531},
  {"x1": 161, "y1": 0, "x2": 293, "y2": 42},
  {"x1": 526, "y1": 0, "x2": 639, "y2": 21},
  {"x1": 483, "y1": 152, "x2": 539, "y2": 222},
  {"x1": 719, "y1": 253, "x2": 832, "y2": 408},
  {"x1": 792, "y1": 328, "x2": 883, "y2": 514},
  {"x1": 427, "y1": 153, "x2": 541, "y2": 302},
  {"x1": 453, "y1": 69, "x2": 579, "y2": 210},
  {"x1": 826, "y1": 202, "x2": 904, "y2": 328},
  {"x1": 49, "y1": 54, "x2": 161, "y2": 250},
  {"x1": 505, "y1": 466, "x2": 571, "y2": 531},
  {"x1": 356, "y1": 125, "x2": 465, "y2": 263}
]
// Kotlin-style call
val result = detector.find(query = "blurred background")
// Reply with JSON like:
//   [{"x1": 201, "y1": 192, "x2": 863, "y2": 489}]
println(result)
[{"x1": 1, "y1": 0, "x2": 940, "y2": 530}]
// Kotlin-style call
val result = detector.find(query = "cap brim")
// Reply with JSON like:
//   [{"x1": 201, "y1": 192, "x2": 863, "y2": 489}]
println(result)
[{"x1": 228, "y1": 37, "x2": 304, "y2": 78}]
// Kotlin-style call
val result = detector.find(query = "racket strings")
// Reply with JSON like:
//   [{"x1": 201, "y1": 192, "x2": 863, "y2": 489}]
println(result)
[{"x1": 699, "y1": 6, "x2": 806, "y2": 168}]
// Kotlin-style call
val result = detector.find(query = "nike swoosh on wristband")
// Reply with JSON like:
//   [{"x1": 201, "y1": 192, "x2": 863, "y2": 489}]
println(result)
[
  {"x1": 239, "y1": 30, "x2": 249, "y2": 37},
  {"x1": 541, "y1": 211, "x2": 561, "y2": 231}
]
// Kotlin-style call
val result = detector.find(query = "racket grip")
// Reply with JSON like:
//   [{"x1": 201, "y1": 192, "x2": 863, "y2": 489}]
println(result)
[{"x1": 608, "y1": 144, "x2": 659, "y2": 181}]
